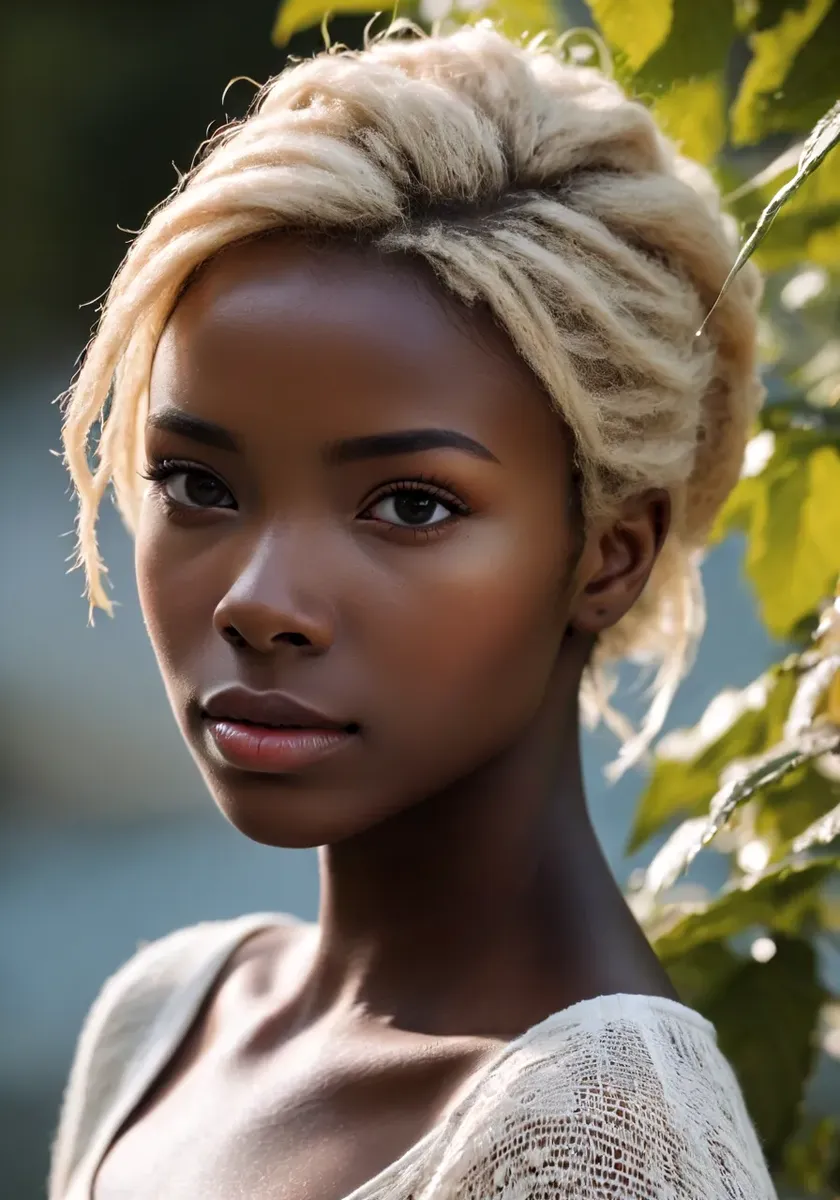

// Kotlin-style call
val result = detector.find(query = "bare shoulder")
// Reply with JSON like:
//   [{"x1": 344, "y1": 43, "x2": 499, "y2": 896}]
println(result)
[
  {"x1": 182, "y1": 915, "x2": 317, "y2": 1051},
  {"x1": 214, "y1": 915, "x2": 316, "y2": 996},
  {"x1": 115, "y1": 912, "x2": 309, "y2": 1014}
]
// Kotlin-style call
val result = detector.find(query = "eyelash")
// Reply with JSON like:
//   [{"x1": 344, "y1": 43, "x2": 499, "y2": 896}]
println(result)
[
  {"x1": 139, "y1": 459, "x2": 472, "y2": 535},
  {"x1": 360, "y1": 474, "x2": 471, "y2": 527},
  {"x1": 139, "y1": 458, "x2": 235, "y2": 516}
]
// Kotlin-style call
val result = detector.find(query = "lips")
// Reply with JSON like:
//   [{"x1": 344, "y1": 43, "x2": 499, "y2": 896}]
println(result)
[
  {"x1": 198, "y1": 686, "x2": 359, "y2": 773},
  {"x1": 200, "y1": 685, "x2": 356, "y2": 732}
]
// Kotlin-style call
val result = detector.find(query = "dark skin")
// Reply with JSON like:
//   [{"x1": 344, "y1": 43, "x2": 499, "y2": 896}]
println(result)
[{"x1": 94, "y1": 233, "x2": 677, "y2": 1200}]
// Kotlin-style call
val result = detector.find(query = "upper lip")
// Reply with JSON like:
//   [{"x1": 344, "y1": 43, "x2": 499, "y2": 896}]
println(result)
[{"x1": 201, "y1": 686, "x2": 352, "y2": 731}]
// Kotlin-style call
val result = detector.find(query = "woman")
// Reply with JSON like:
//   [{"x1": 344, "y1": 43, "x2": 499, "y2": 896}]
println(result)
[{"x1": 50, "y1": 23, "x2": 775, "y2": 1200}]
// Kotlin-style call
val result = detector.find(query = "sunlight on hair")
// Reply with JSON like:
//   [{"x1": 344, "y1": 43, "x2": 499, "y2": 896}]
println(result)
[{"x1": 58, "y1": 23, "x2": 764, "y2": 773}]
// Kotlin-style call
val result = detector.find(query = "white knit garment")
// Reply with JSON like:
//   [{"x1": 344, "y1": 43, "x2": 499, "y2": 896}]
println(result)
[
  {"x1": 51, "y1": 916, "x2": 778, "y2": 1200},
  {"x1": 398, "y1": 999, "x2": 777, "y2": 1199}
]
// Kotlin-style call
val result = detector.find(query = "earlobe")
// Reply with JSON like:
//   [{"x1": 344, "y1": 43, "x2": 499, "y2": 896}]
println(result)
[{"x1": 569, "y1": 490, "x2": 670, "y2": 636}]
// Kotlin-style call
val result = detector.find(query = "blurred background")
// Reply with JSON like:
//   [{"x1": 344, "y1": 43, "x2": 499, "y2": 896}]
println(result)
[{"x1": 0, "y1": 2, "x2": 820, "y2": 1197}]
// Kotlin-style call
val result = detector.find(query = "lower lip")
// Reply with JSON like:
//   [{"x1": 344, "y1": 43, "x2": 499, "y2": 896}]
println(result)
[{"x1": 204, "y1": 720, "x2": 355, "y2": 773}]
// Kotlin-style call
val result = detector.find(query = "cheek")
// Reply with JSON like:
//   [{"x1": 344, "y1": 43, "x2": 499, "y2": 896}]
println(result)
[
  {"x1": 369, "y1": 521, "x2": 572, "y2": 736},
  {"x1": 134, "y1": 508, "x2": 214, "y2": 675},
  {"x1": 134, "y1": 513, "x2": 159, "y2": 637}
]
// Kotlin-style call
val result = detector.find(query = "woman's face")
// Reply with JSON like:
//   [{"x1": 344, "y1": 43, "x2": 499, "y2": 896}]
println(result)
[{"x1": 137, "y1": 235, "x2": 583, "y2": 847}]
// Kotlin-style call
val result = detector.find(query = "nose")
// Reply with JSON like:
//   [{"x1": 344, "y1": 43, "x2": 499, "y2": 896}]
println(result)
[{"x1": 212, "y1": 530, "x2": 335, "y2": 655}]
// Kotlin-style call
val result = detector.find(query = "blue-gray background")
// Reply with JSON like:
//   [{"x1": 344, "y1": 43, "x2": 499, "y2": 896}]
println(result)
[{"x1": 0, "y1": 2, "x2": 786, "y2": 1196}]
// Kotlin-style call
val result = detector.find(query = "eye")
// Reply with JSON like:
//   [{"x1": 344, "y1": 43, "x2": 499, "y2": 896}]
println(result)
[
  {"x1": 370, "y1": 491, "x2": 452, "y2": 527},
  {"x1": 141, "y1": 460, "x2": 236, "y2": 511},
  {"x1": 361, "y1": 480, "x2": 469, "y2": 529}
]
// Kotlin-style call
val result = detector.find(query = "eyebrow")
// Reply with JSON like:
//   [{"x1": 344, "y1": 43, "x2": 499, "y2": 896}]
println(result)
[
  {"x1": 146, "y1": 408, "x2": 239, "y2": 452},
  {"x1": 146, "y1": 408, "x2": 499, "y2": 465},
  {"x1": 324, "y1": 429, "x2": 500, "y2": 465}
]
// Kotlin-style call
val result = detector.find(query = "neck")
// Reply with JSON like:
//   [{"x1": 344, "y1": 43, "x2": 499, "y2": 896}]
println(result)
[{"x1": 308, "y1": 664, "x2": 673, "y2": 1036}]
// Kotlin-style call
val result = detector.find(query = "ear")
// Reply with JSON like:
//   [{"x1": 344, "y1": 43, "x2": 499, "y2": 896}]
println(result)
[{"x1": 569, "y1": 490, "x2": 671, "y2": 636}]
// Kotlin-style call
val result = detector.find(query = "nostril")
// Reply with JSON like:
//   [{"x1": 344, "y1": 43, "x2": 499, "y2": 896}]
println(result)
[
  {"x1": 222, "y1": 625, "x2": 247, "y2": 648},
  {"x1": 273, "y1": 631, "x2": 311, "y2": 648},
  {"x1": 221, "y1": 627, "x2": 315, "y2": 649}
]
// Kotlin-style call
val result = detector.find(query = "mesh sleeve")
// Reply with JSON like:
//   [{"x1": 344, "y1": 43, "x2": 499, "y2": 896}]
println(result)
[{"x1": 419, "y1": 1004, "x2": 777, "y2": 1199}]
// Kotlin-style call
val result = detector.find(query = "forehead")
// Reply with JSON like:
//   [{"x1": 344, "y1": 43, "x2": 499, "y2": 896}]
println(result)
[
  {"x1": 149, "y1": 233, "x2": 569, "y2": 468},
  {"x1": 156, "y1": 235, "x2": 519, "y2": 379}
]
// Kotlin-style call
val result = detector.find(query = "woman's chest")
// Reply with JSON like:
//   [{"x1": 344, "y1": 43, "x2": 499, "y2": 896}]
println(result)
[
  {"x1": 93, "y1": 1087, "x2": 404, "y2": 1200},
  {"x1": 91, "y1": 1033, "x2": 480, "y2": 1200}
]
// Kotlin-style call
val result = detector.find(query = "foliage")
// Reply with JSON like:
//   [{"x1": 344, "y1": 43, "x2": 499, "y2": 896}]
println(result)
[
  {"x1": 268, "y1": 0, "x2": 840, "y2": 1190},
  {"x1": 701, "y1": 100, "x2": 840, "y2": 328},
  {"x1": 708, "y1": 937, "x2": 826, "y2": 1161},
  {"x1": 272, "y1": 0, "x2": 380, "y2": 46}
]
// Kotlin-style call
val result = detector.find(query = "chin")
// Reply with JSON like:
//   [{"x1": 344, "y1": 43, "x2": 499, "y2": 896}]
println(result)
[
  {"x1": 219, "y1": 808, "x2": 332, "y2": 849},
  {"x1": 206, "y1": 774, "x2": 407, "y2": 849}
]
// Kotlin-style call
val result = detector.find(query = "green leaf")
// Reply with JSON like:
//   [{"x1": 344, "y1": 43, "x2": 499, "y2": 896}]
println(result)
[
  {"x1": 623, "y1": 0, "x2": 734, "y2": 162},
  {"x1": 704, "y1": 937, "x2": 826, "y2": 1162},
  {"x1": 783, "y1": 1116, "x2": 840, "y2": 1197},
  {"x1": 731, "y1": 0, "x2": 838, "y2": 146},
  {"x1": 728, "y1": 144, "x2": 840, "y2": 272},
  {"x1": 752, "y1": 0, "x2": 810, "y2": 34},
  {"x1": 627, "y1": 759, "x2": 717, "y2": 855},
  {"x1": 456, "y1": 0, "x2": 560, "y2": 41},
  {"x1": 717, "y1": 433, "x2": 840, "y2": 636},
  {"x1": 734, "y1": 0, "x2": 758, "y2": 34},
  {"x1": 701, "y1": 100, "x2": 840, "y2": 327},
  {"x1": 644, "y1": 725, "x2": 840, "y2": 892},
  {"x1": 822, "y1": 889, "x2": 840, "y2": 931},
  {"x1": 792, "y1": 794, "x2": 840, "y2": 853},
  {"x1": 710, "y1": 471, "x2": 764, "y2": 544},
  {"x1": 654, "y1": 857, "x2": 836, "y2": 961},
  {"x1": 646, "y1": 746, "x2": 817, "y2": 892},
  {"x1": 585, "y1": 0, "x2": 673, "y2": 73},
  {"x1": 746, "y1": 443, "x2": 840, "y2": 637},
  {"x1": 633, "y1": 0, "x2": 734, "y2": 84},
  {"x1": 723, "y1": 139, "x2": 803, "y2": 203},
  {"x1": 756, "y1": 759, "x2": 840, "y2": 856},
  {"x1": 627, "y1": 665, "x2": 797, "y2": 853},
  {"x1": 786, "y1": 654, "x2": 840, "y2": 737},
  {"x1": 651, "y1": 75, "x2": 727, "y2": 165},
  {"x1": 272, "y1": 0, "x2": 384, "y2": 46},
  {"x1": 666, "y1": 939, "x2": 742, "y2": 1009},
  {"x1": 758, "y1": 402, "x2": 840, "y2": 441}
]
